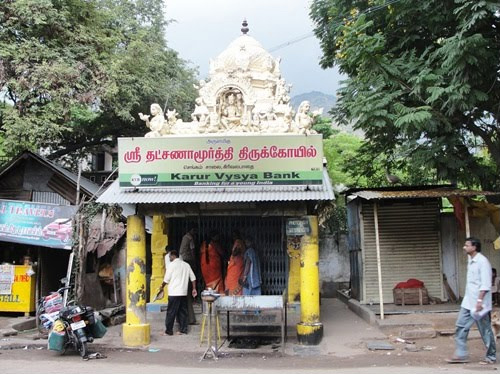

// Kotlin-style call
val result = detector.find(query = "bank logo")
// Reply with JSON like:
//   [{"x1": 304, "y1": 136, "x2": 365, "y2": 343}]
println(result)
[
  {"x1": 130, "y1": 174, "x2": 142, "y2": 186},
  {"x1": 130, "y1": 174, "x2": 158, "y2": 186}
]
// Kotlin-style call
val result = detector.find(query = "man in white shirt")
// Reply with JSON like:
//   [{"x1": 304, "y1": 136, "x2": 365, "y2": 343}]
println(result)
[
  {"x1": 160, "y1": 250, "x2": 197, "y2": 335},
  {"x1": 179, "y1": 226, "x2": 198, "y2": 325},
  {"x1": 447, "y1": 237, "x2": 496, "y2": 364}
]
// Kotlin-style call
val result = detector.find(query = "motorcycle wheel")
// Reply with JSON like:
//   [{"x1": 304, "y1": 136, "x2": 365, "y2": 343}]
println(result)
[{"x1": 77, "y1": 340, "x2": 88, "y2": 358}]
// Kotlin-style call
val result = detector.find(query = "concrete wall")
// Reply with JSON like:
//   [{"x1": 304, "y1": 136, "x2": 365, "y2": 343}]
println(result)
[{"x1": 319, "y1": 233, "x2": 350, "y2": 297}]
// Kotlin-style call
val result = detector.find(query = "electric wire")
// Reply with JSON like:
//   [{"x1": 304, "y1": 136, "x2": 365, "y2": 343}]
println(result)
[{"x1": 268, "y1": 0, "x2": 404, "y2": 53}]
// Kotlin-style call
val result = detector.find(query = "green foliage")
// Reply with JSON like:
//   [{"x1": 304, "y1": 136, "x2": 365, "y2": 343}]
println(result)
[
  {"x1": 313, "y1": 116, "x2": 335, "y2": 138},
  {"x1": 324, "y1": 132, "x2": 367, "y2": 187},
  {"x1": 0, "y1": 0, "x2": 197, "y2": 159},
  {"x1": 310, "y1": 0, "x2": 500, "y2": 191}
]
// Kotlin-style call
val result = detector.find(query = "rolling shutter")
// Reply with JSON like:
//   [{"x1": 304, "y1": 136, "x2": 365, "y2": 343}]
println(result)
[{"x1": 361, "y1": 200, "x2": 442, "y2": 304}]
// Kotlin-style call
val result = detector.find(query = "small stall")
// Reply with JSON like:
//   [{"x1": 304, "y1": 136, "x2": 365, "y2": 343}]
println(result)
[
  {"x1": 0, "y1": 263, "x2": 36, "y2": 313},
  {"x1": 0, "y1": 151, "x2": 100, "y2": 311}
]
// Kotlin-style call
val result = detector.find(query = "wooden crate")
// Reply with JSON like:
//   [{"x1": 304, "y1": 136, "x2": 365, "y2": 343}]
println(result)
[{"x1": 393, "y1": 287, "x2": 429, "y2": 305}]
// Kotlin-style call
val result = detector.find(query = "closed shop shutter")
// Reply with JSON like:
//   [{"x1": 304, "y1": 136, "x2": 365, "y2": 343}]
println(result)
[{"x1": 361, "y1": 200, "x2": 442, "y2": 304}]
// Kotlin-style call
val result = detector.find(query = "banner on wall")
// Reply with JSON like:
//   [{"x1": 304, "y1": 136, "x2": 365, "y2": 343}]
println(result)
[
  {"x1": 0, "y1": 200, "x2": 77, "y2": 250},
  {"x1": 118, "y1": 134, "x2": 324, "y2": 188}
]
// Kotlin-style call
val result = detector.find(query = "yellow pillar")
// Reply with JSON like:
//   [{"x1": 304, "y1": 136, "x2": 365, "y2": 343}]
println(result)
[
  {"x1": 287, "y1": 237, "x2": 301, "y2": 303},
  {"x1": 297, "y1": 215, "x2": 323, "y2": 345},
  {"x1": 123, "y1": 215, "x2": 150, "y2": 346},
  {"x1": 150, "y1": 215, "x2": 168, "y2": 303}
]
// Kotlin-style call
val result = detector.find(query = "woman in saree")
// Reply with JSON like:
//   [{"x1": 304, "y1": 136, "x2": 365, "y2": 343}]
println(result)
[
  {"x1": 224, "y1": 230, "x2": 246, "y2": 296},
  {"x1": 200, "y1": 230, "x2": 225, "y2": 294}
]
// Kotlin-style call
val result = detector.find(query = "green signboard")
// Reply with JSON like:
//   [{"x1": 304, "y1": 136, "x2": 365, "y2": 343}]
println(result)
[{"x1": 118, "y1": 134, "x2": 323, "y2": 188}]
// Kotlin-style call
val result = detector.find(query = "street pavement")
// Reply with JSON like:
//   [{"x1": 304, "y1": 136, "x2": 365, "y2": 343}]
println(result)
[{"x1": 0, "y1": 298, "x2": 497, "y2": 372}]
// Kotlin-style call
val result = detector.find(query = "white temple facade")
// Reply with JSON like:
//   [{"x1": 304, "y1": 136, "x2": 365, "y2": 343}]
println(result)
[{"x1": 139, "y1": 20, "x2": 319, "y2": 137}]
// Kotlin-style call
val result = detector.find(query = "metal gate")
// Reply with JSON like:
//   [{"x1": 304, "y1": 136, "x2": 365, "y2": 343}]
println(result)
[{"x1": 170, "y1": 216, "x2": 287, "y2": 295}]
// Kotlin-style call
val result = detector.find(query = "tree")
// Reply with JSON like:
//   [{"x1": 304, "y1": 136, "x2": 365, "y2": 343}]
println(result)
[
  {"x1": 313, "y1": 116, "x2": 335, "y2": 139},
  {"x1": 0, "y1": 0, "x2": 197, "y2": 160},
  {"x1": 310, "y1": 0, "x2": 500, "y2": 190}
]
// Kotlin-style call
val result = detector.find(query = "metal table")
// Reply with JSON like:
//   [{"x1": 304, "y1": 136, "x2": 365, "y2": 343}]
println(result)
[{"x1": 215, "y1": 295, "x2": 286, "y2": 353}]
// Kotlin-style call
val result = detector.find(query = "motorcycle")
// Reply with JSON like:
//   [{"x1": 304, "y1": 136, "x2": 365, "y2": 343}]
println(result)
[
  {"x1": 39, "y1": 283, "x2": 106, "y2": 358},
  {"x1": 54, "y1": 303, "x2": 97, "y2": 358}
]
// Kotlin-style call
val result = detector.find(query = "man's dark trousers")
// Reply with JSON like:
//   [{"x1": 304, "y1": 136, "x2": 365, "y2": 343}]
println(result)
[{"x1": 165, "y1": 296, "x2": 188, "y2": 334}]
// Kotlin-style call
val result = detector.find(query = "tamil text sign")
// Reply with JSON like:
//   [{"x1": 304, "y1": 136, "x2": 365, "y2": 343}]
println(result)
[
  {"x1": 118, "y1": 134, "x2": 323, "y2": 188},
  {"x1": 0, "y1": 200, "x2": 77, "y2": 250}
]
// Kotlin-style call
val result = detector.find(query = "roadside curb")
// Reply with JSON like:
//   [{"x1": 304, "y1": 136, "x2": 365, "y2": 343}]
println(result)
[{"x1": 336, "y1": 291, "x2": 377, "y2": 325}]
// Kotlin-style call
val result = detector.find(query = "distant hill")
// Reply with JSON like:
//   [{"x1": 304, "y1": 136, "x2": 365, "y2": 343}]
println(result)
[{"x1": 291, "y1": 91, "x2": 336, "y2": 116}]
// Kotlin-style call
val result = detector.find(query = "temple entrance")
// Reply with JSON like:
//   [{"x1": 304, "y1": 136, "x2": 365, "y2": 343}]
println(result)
[{"x1": 170, "y1": 216, "x2": 287, "y2": 295}]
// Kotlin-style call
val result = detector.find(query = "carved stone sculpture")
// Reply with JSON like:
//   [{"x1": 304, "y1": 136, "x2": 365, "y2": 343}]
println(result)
[
  {"x1": 141, "y1": 21, "x2": 323, "y2": 137},
  {"x1": 191, "y1": 97, "x2": 209, "y2": 125},
  {"x1": 139, "y1": 103, "x2": 170, "y2": 137},
  {"x1": 294, "y1": 101, "x2": 318, "y2": 135}
]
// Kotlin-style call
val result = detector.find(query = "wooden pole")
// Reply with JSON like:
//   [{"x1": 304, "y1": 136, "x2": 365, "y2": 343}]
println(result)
[
  {"x1": 374, "y1": 202, "x2": 384, "y2": 320},
  {"x1": 464, "y1": 199, "x2": 470, "y2": 237},
  {"x1": 65, "y1": 163, "x2": 82, "y2": 305}
]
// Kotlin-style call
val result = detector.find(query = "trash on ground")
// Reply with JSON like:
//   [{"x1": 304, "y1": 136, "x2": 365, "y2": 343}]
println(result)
[
  {"x1": 148, "y1": 348, "x2": 160, "y2": 353},
  {"x1": 422, "y1": 346, "x2": 436, "y2": 351},
  {"x1": 367, "y1": 341, "x2": 395, "y2": 351},
  {"x1": 395, "y1": 337, "x2": 415, "y2": 344},
  {"x1": 83, "y1": 352, "x2": 107, "y2": 361}
]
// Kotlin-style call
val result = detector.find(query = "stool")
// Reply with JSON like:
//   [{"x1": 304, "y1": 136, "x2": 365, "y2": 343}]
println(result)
[
  {"x1": 200, "y1": 297, "x2": 221, "y2": 360},
  {"x1": 200, "y1": 299, "x2": 221, "y2": 346}
]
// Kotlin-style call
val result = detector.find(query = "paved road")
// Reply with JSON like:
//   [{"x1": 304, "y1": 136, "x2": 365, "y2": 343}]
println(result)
[
  {"x1": 0, "y1": 299, "x2": 496, "y2": 373},
  {"x1": 0, "y1": 345, "x2": 496, "y2": 374}
]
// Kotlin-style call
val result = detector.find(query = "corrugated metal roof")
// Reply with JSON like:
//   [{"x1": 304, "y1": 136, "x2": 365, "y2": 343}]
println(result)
[
  {"x1": 97, "y1": 168, "x2": 334, "y2": 204},
  {"x1": 347, "y1": 188, "x2": 499, "y2": 201}
]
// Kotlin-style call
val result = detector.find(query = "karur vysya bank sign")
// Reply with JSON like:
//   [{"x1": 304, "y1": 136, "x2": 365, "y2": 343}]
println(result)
[{"x1": 118, "y1": 135, "x2": 323, "y2": 188}]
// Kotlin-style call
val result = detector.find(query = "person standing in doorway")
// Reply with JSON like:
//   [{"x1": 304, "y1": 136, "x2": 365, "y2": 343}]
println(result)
[
  {"x1": 159, "y1": 250, "x2": 197, "y2": 335},
  {"x1": 242, "y1": 236, "x2": 262, "y2": 295},
  {"x1": 225, "y1": 230, "x2": 245, "y2": 295},
  {"x1": 179, "y1": 225, "x2": 198, "y2": 324},
  {"x1": 200, "y1": 230, "x2": 225, "y2": 294},
  {"x1": 447, "y1": 237, "x2": 496, "y2": 365}
]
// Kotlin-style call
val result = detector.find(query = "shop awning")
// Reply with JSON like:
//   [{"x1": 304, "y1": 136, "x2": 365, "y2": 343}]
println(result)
[
  {"x1": 346, "y1": 186, "x2": 500, "y2": 201},
  {"x1": 96, "y1": 168, "x2": 334, "y2": 204}
]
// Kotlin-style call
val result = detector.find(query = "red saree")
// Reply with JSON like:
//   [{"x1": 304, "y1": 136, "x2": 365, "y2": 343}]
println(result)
[
  {"x1": 200, "y1": 241, "x2": 224, "y2": 293},
  {"x1": 225, "y1": 253, "x2": 244, "y2": 295}
]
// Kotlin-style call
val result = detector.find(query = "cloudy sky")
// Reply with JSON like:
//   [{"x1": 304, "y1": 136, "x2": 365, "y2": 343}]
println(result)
[{"x1": 163, "y1": 0, "x2": 344, "y2": 96}]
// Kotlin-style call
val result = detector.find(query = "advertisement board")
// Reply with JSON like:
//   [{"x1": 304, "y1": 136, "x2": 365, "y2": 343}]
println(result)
[
  {"x1": 0, "y1": 200, "x2": 77, "y2": 250},
  {"x1": 118, "y1": 134, "x2": 324, "y2": 188}
]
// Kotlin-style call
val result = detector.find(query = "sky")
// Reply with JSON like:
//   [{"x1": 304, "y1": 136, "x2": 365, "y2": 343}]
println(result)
[{"x1": 163, "y1": 0, "x2": 344, "y2": 97}]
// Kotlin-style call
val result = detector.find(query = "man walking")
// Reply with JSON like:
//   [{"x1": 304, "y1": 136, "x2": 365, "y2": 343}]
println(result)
[
  {"x1": 447, "y1": 237, "x2": 496, "y2": 364},
  {"x1": 160, "y1": 250, "x2": 197, "y2": 336}
]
